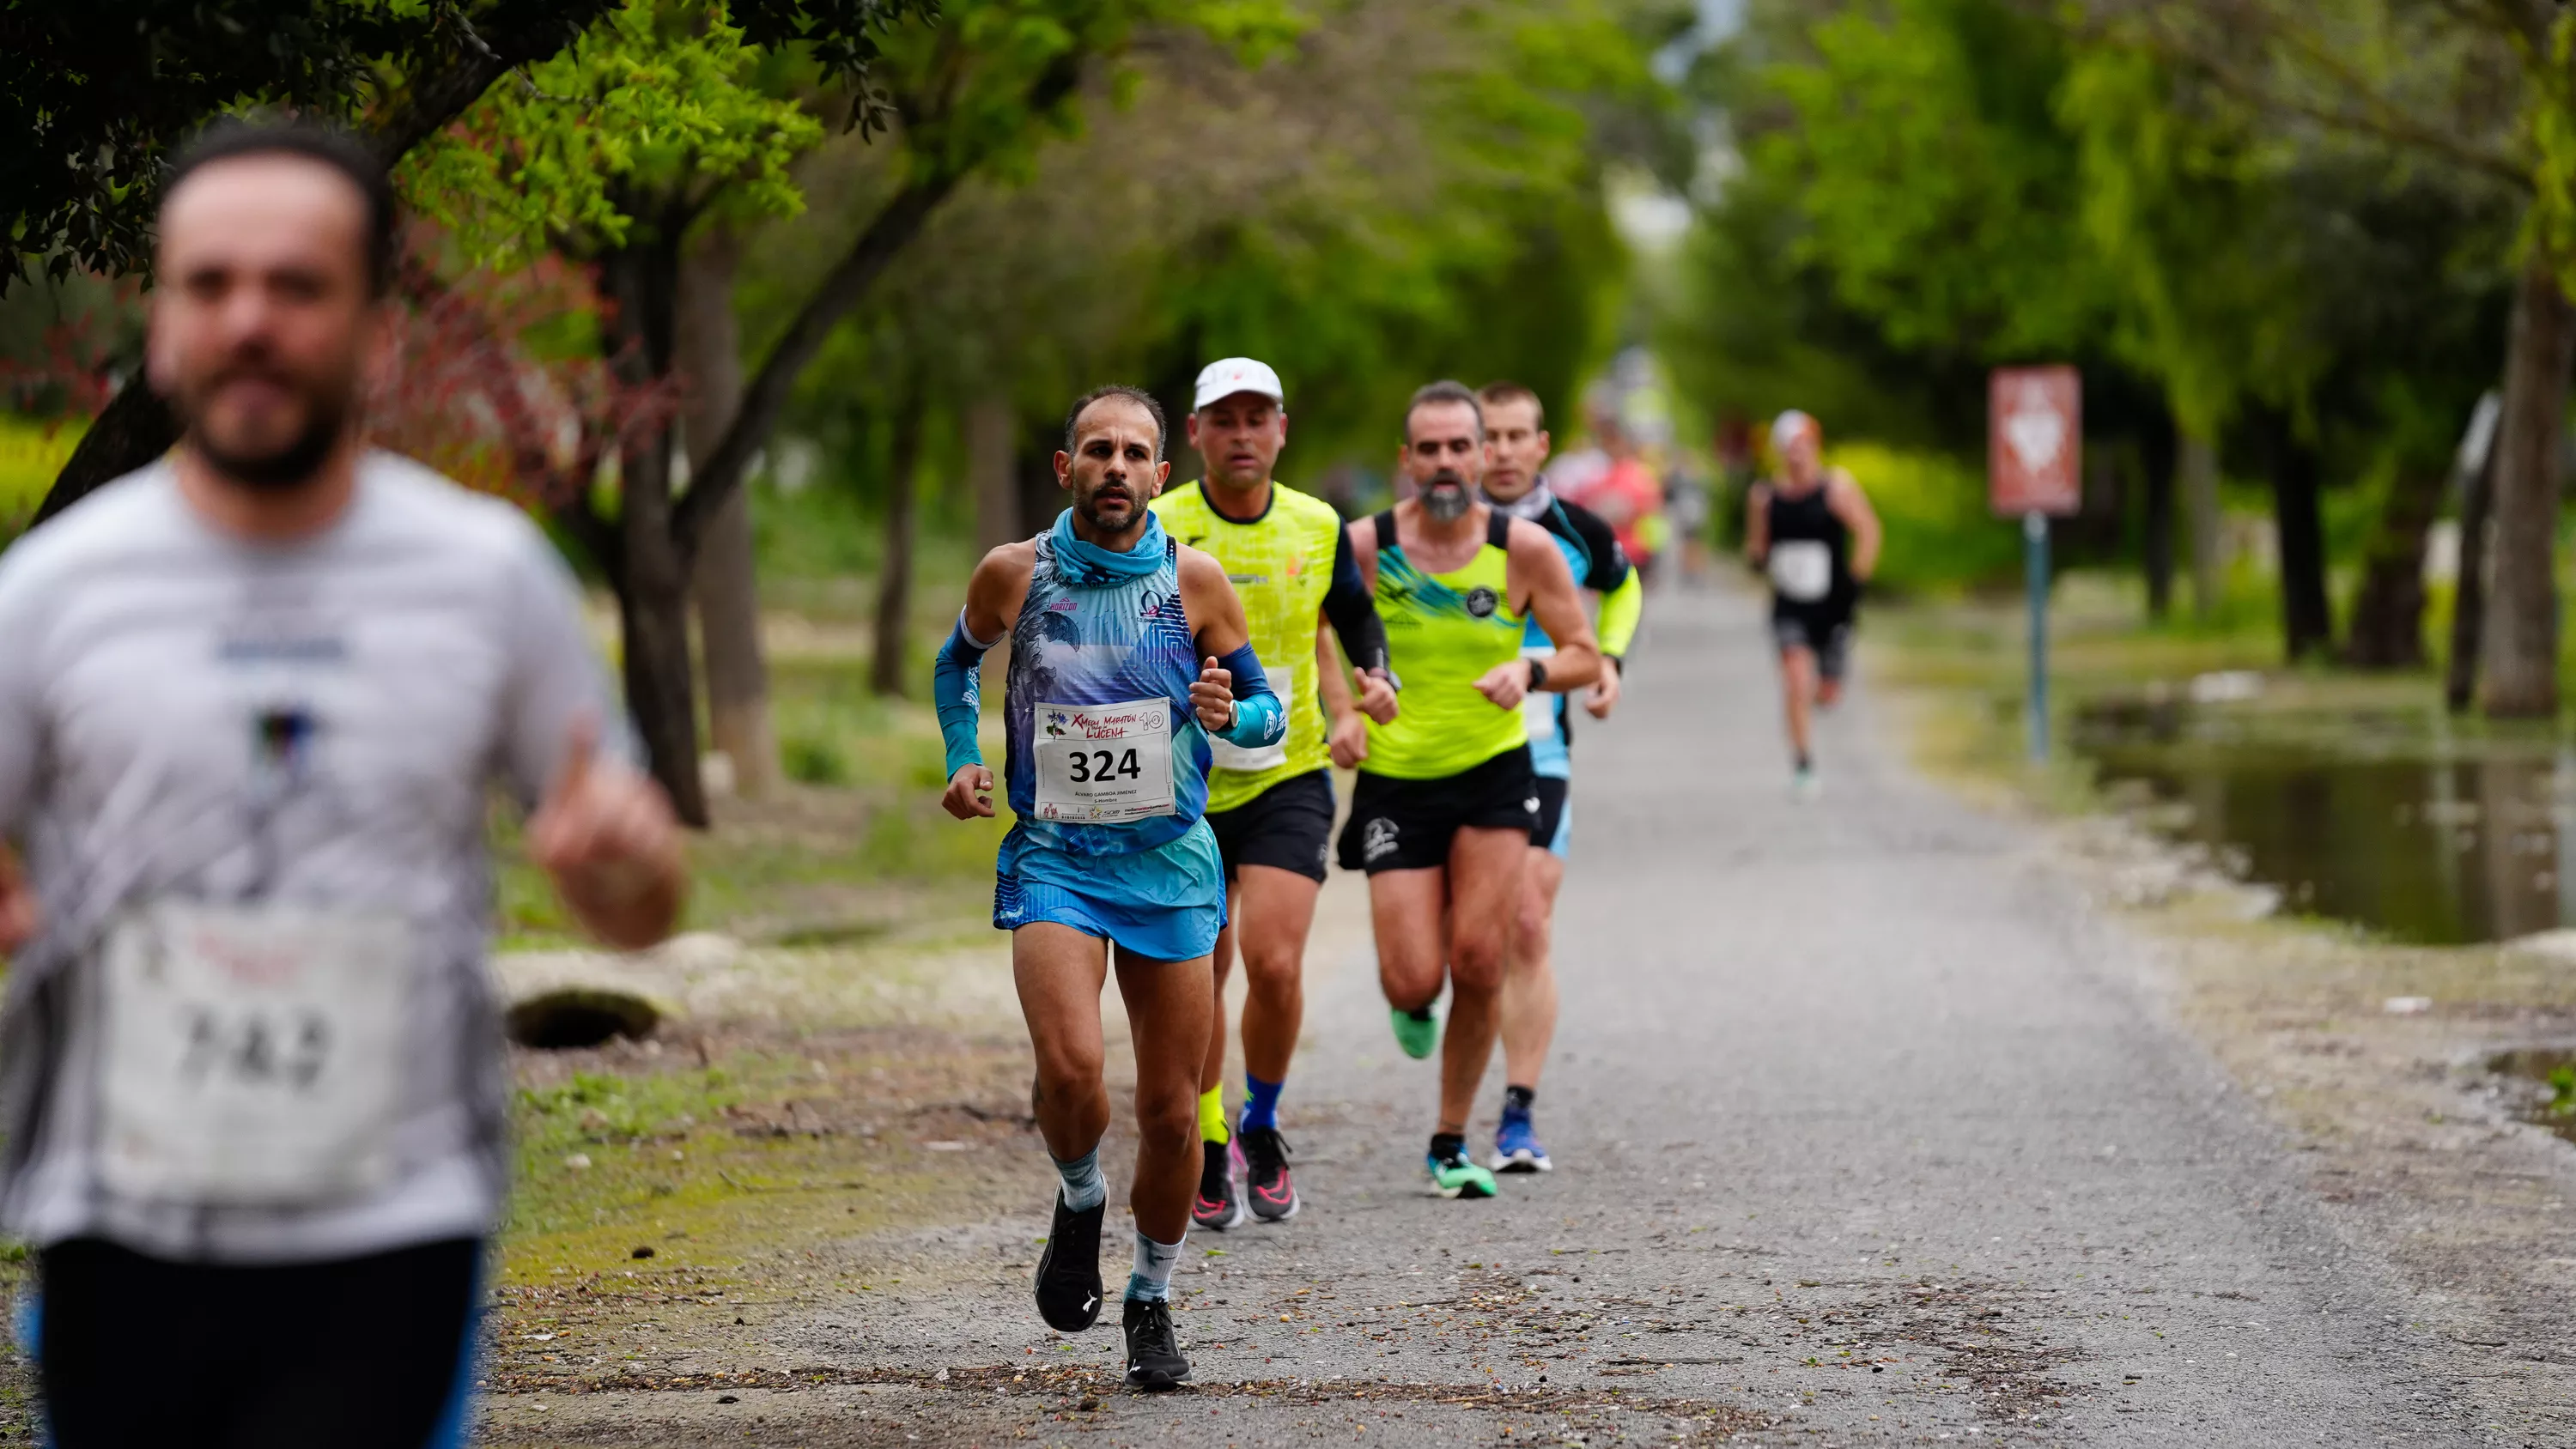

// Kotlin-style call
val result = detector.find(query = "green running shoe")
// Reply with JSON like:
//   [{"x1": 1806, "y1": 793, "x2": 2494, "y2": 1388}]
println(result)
[
  {"x1": 1425, "y1": 1142, "x2": 1498, "y2": 1200},
  {"x1": 1389, "y1": 1005, "x2": 1438, "y2": 1060}
]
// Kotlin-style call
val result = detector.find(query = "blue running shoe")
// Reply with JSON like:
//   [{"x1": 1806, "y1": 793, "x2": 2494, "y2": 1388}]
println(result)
[{"x1": 1490, "y1": 1099, "x2": 1552, "y2": 1173}]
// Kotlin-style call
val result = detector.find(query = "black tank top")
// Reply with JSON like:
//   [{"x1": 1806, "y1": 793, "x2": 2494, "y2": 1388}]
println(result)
[{"x1": 1765, "y1": 482, "x2": 1850, "y2": 613}]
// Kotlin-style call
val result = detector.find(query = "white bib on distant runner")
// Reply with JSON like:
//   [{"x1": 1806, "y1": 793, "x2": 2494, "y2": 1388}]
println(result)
[
  {"x1": 96, "y1": 902, "x2": 412, "y2": 1205},
  {"x1": 1032, "y1": 699, "x2": 1178, "y2": 823},
  {"x1": 1769, "y1": 540, "x2": 1833, "y2": 603},
  {"x1": 1208, "y1": 680, "x2": 1291, "y2": 774},
  {"x1": 1520, "y1": 645, "x2": 1560, "y2": 744}
]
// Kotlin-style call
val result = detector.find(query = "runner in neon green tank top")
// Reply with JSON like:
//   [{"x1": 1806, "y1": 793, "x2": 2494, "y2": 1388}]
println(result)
[
  {"x1": 1150, "y1": 358, "x2": 1400, "y2": 1232},
  {"x1": 1339, "y1": 381, "x2": 1602, "y2": 1201}
]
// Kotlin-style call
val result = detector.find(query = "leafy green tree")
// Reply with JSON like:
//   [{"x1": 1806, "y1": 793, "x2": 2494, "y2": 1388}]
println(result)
[{"x1": 10, "y1": 0, "x2": 920, "y2": 527}]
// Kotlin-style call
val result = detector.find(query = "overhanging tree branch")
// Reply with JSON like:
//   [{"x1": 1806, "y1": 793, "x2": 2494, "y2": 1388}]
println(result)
[{"x1": 668, "y1": 47, "x2": 1090, "y2": 561}]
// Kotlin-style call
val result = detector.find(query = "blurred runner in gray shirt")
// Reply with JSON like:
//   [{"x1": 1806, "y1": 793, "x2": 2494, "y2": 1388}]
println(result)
[{"x1": 0, "y1": 121, "x2": 685, "y2": 1448}]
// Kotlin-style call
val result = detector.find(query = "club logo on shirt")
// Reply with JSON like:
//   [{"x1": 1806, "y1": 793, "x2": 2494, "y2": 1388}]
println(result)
[
  {"x1": 1139, "y1": 590, "x2": 1176, "y2": 621},
  {"x1": 1463, "y1": 586, "x2": 1500, "y2": 619}
]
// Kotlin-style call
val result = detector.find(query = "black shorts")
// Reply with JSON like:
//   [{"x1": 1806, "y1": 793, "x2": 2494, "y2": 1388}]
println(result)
[
  {"x1": 1205, "y1": 768, "x2": 1335, "y2": 883},
  {"x1": 1337, "y1": 745, "x2": 1539, "y2": 875},
  {"x1": 37, "y1": 1235, "x2": 482, "y2": 1448},
  {"x1": 1772, "y1": 606, "x2": 1854, "y2": 681},
  {"x1": 1529, "y1": 775, "x2": 1571, "y2": 856}
]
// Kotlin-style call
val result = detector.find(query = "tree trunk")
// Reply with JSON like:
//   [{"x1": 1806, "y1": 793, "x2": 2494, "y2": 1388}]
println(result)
[
  {"x1": 2271, "y1": 436, "x2": 2331, "y2": 660},
  {"x1": 2480, "y1": 250, "x2": 2576, "y2": 718},
  {"x1": 2341, "y1": 465, "x2": 2445, "y2": 670},
  {"x1": 968, "y1": 397, "x2": 1020, "y2": 555},
  {"x1": 872, "y1": 397, "x2": 927, "y2": 698},
  {"x1": 598, "y1": 233, "x2": 708, "y2": 825},
  {"x1": 2181, "y1": 431, "x2": 2222, "y2": 620},
  {"x1": 2447, "y1": 444, "x2": 2497, "y2": 712},
  {"x1": 2140, "y1": 416, "x2": 2176, "y2": 621},
  {"x1": 617, "y1": 424, "x2": 709, "y2": 828},
  {"x1": 677, "y1": 227, "x2": 776, "y2": 798},
  {"x1": 29, "y1": 381, "x2": 178, "y2": 527},
  {"x1": 1018, "y1": 437, "x2": 1063, "y2": 542}
]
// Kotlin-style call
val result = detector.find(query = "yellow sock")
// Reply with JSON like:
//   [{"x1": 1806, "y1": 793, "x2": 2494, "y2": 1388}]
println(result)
[{"x1": 1198, "y1": 1085, "x2": 1230, "y2": 1145}]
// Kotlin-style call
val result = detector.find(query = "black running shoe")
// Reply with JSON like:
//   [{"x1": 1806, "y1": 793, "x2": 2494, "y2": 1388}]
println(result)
[
  {"x1": 1122, "y1": 1296, "x2": 1192, "y2": 1390},
  {"x1": 1239, "y1": 1126, "x2": 1300, "y2": 1222},
  {"x1": 1192, "y1": 1140, "x2": 1245, "y2": 1231},
  {"x1": 1034, "y1": 1192, "x2": 1105, "y2": 1331}
]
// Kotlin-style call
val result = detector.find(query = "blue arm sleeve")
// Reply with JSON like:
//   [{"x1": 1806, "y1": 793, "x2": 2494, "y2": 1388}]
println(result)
[
  {"x1": 933, "y1": 612, "x2": 999, "y2": 777},
  {"x1": 1212, "y1": 642, "x2": 1285, "y2": 749}
]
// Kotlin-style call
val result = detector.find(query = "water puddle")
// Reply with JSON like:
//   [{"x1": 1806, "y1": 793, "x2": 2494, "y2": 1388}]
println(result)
[
  {"x1": 2486, "y1": 1047, "x2": 2576, "y2": 1145},
  {"x1": 2075, "y1": 694, "x2": 2576, "y2": 944}
]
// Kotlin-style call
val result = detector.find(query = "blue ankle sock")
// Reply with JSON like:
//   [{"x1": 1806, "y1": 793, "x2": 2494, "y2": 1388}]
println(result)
[
  {"x1": 1240, "y1": 1072, "x2": 1285, "y2": 1133},
  {"x1": 1052, "y1": 1147, "x2": 1106, "y2": 1213}
]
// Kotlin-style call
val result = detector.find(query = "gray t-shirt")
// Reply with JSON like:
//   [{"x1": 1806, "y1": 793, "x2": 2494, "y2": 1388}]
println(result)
[{"x1": 0, "y1": 452, "x2": 621, "y2": 1263}]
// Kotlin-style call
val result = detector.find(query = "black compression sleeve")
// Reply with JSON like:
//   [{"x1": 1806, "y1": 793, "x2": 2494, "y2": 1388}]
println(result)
[
  {"x1": 1323, "y1": 526, "x2": 1391, "y2": 676},
  {"x1": 1559, "y1": 500, "x2": 1633, "y2": 593}
]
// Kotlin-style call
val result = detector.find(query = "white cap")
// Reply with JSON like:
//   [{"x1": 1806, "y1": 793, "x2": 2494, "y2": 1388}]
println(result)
[
  {"x1": 1194, "y1": 357, "x2": 1286, "y2": 412},
  {"x1": 1771, "y1": 409, "x2": 1819, "y2": 452}
]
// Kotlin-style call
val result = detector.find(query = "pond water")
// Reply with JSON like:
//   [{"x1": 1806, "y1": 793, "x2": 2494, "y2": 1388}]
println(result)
[{"x1": 2075, "y1": 696, "x2": 2576, "y2": 945}]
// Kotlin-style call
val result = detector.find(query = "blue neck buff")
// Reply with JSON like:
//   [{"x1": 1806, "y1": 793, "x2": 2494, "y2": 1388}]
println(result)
[{"x1": 1050, "y1": 507, "x2": 1169, "y2": 586}]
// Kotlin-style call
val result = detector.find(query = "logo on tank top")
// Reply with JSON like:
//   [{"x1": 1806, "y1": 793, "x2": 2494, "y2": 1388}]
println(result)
[
  {"x1": 1463, "y1": 586, "x2": 1500, "y2": 619},
  {"x1": 1139, "y1": 589, "x2": 1176, "y2": 621}
]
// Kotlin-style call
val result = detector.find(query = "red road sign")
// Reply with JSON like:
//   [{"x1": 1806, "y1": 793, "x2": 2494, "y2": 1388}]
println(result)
[{"x1": 1990, "y1": 366, "x2": 2082, "y2": 518}]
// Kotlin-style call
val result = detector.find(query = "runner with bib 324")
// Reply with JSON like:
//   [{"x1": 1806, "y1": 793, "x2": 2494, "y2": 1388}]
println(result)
[{"x1": 933, "y1": 385, "x2": 1285, "y2": 1391}]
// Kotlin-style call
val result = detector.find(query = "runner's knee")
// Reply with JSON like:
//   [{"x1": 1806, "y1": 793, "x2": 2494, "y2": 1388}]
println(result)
[
  {"x1": 1238, "y1": 937, "x2": 1302, "y2": 997},
  {"x1": 1131, "y1": 1082, "x2": 1198, "y2": 1156},
  {"x1": 1030, "y1": 1036, "x2": 1103, "y2": 1101}
]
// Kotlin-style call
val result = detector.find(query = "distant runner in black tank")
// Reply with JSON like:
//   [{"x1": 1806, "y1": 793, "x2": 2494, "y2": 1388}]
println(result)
[{"x1": 1745, "y1": 409, "x2": 1880, "y2": 798}]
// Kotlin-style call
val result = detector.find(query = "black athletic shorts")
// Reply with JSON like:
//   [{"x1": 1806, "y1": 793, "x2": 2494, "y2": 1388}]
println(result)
[
  {"x1": 36, "y1": 1235, "x2": 482, "y2": 1448},
  {"x1": 1772, "y1": 605, "x2": 1854, "y2": 681},
  {"x1": 1205, "y1": 768, "x2": 1334, "y2": 883},
  {"x1": 1529, "y1": 775, "x2": 1571, "y2": 856},
  {"x1": 1337, "y1": 744, "x2": 1539, "y2": 875}
]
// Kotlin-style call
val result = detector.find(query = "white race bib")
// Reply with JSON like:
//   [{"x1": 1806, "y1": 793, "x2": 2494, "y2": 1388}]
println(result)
[
  {"x1": 1521, "y1": 646, "x2": 1559, "y2": 744},
  {"x1": 1208, "y1": 680, "x2": 1291, "y2": 773},
  {"x1": 97, "y1": 902, "x2": 412, "y2": 1205},
  {"x1": 1770, "y1": 540, "x2": 1833, "y2": 603},
  {"x1": 1032, "y1": 699, "x2": 1178, "y2": 823}
]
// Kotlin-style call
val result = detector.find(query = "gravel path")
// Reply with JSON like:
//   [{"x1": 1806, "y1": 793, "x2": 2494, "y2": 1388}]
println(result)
[{"x1": 497, "y1": 585, "x2": 2491, "y2": 1446}]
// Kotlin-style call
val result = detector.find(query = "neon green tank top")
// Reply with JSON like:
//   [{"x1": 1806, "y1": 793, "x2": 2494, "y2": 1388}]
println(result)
[
  {"x1": 1150, "y1": 480, "x2": 1342, "y2": 812},
  {"x1": 1364, "y1": 508, "x2": 1528, "y2": 779}
]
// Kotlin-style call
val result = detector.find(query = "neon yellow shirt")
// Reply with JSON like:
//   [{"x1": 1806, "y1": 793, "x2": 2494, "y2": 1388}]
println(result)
[
  {"x1": 1151, "y1": 480, "x2": 1342, "y2": 812},
  {"x1": 1364, "y1": 510, "x2": 1528, "y2": 779}
]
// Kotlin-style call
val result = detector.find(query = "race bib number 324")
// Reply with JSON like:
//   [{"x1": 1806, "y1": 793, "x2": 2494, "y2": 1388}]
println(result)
[
  {"x1": 97, "y1": 903, "x2": 412, "y2": 1206},
  {"x1": 1032, "y1": 698, "x2": 1178, "y2": 823}
]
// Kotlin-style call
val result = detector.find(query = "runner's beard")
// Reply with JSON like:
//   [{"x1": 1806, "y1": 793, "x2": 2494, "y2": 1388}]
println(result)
[
  {"x1": 186, "y1": 373, "x2": 356, "y2": 494},
  {"x1": 1421, "y1": 471, "x2": 1473, "y2": 522},
  {"x1": 1075, "y1": 484, "x2": 1140, "y2": 534}
]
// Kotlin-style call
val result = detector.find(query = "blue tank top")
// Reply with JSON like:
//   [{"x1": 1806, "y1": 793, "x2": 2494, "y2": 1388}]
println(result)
[{"x1": 1003, "y1": 523, "x2": 1212, "y2": 856}]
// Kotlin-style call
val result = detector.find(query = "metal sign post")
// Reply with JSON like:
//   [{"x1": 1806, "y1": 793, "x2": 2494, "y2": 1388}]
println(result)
[
  {"x1": 2025, "y1": 511, "x2": 2050, "y2": 761},
  {"x1": 1990, "y1": 367, "x2": 2082, "y2": 764}
]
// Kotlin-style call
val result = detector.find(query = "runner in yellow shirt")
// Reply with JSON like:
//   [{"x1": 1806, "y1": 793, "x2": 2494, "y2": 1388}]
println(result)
[
  {"x1": 1340, "y1": 381, "x2": 1601, "y2": 1200},
  {"x1": 1152, "y1": 358, "x2": 1398, "y2": 1229}
]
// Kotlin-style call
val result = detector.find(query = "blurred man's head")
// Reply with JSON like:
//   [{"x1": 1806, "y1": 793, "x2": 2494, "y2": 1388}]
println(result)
[
  {"x1": 1187, "y1": 357, "x2": 1288, "y2": 494},
  {"x1": 1477, "y1": 382, "x2": 1550, "y2": 503},
  {"x1": 1772, "y1": 409, "x2": 1823, "y2": 484},
  {"x1": 149, "y1": 121, "x2": 397, "y2": 494},
  {"x1": 1057, "y1": 385, "x2": 1171, "y2": 535},
  {"x1": 1401, "y1": 380, "x2": 1485, "y2": 523}
]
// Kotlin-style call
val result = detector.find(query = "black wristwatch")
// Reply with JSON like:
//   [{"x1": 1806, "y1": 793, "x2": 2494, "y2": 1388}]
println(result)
[{"x1": 1525, "y1": 657, "x2": 1550, "y2": 693}]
